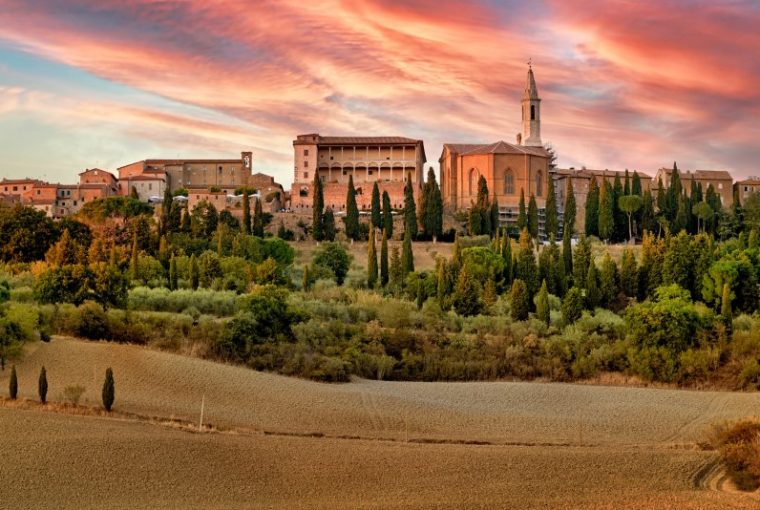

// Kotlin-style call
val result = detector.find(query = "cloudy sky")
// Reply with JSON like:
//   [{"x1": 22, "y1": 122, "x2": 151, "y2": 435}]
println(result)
[{"x1": 0, "y1": 0, "x2": 758, "y2": 186}]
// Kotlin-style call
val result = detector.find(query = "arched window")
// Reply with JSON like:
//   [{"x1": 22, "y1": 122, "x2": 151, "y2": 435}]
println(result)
[
  {"x1": 469, "y1": 168, "x2": 478, "y2": 196},
  {"x1": 504, "y1": 169, "x2": 514, "y2": 195},
  {"x1": 536, "y1": 170, "x2": 543, "y2": 197}
]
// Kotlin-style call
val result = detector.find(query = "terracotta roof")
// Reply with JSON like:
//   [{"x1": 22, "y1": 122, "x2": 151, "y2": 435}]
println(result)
[
  {"x1": 556, "y1": 168, "x2": 653, "y2": 180},
  {"x1": 124, "y1": 175, "x2": 165, "y2": 181},
  {"x1": 118, "y1": 159, "x2": 241, "y2": 170},
  {"x1": 735, "y1": 178, "x2": 760, "y2": 184},
  {"x1": 0, "y1": 178, "x2": 44, "y2": 185},
  {"x1": 445, "y1": 141, "x2": 548, "y2": 158}
]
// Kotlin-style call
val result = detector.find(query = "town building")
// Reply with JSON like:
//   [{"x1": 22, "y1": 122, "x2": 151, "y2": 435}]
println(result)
[
  {"x1": 290, "y1": 134, "x2": 426, "y2": 211},
  {"x1": 554, "y1": 168, "x2": 653, "y2": 234},
  {"x1": 651, "y1": 168, "x2": 733, "y2": 207},
  {"x1": 734, "y1": 177, "x2": 760, "y2": 203},
  {"x1": 439, "y1": 66, "x2": 553, "y2": 235}
]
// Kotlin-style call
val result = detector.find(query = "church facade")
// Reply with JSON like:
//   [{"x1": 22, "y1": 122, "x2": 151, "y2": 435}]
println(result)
[{"x1": 439, "y1": 67, "x2": 552, "y2": 234}]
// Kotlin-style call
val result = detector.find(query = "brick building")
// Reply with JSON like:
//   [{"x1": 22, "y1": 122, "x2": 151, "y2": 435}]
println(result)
[
  {"x1": 439, "y1": 66, "x2": 553, "y2": 235},
  {"x1": 735, "y1": 177, "x2": 760, "y2": 203},
  {"x1": 651, "y1": 168, "x2": 733, "y2": 207},
  {"x1": 290, "y1": 134, "x2": 426, "y2": 211}
]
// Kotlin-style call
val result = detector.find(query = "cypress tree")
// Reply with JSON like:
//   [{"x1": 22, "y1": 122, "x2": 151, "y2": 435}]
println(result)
[
  {"x1": 169, "y1": 255, "x2": 178, "y2": 290},
  {"x1": 561, "y1": 287, "x2": 584, "y2": 326},
  {"x1": 656, "y1": 177, "x2": 667, "y2": 218},
  {"x1": 468, "y1": 206, "x2": 482, "y2": 236},
  {"x1": 674, "y1": 194, "x2": 688, "y2": 233},
  {"x1": 416, "y1": 282, "x2": 426, "y2": 310},
  {"x1": 516, "y1": 228, "x2": 538, "y2": 299},
  {"x1": 536, "y1": 280, "x2": 550, "y2": 325},
  {"x1": 731, "y1": 189, "x2": 744, "y2": 235},
  {"x1": 562, "y1": 228, "x2": 573, "y2": 287},
  {"x1": 490, "y1": 196, "x2": 500, "y2": 238},
  {"x1": 344, "y1": 175, "x2": 360, "y2": 240},
  {"x1": 322, "y1": 208, "x2": 336, "y2": 241},
  {"x1": 624, "y1": 169, "x2": 630, "y2": 196},
  {"x1": 242, "y1": 191, "x2": 252, "y2": 235},
  {"x1": 612, "y1": 173, "x2": 625, "y2": 241},
  {"x1": 160, "y1": 187, "x2": 173, "y2": 236},
  {"x1": 632, "y1": 171, "x2": 642, "y2": 196},
  {"x1": 189, "y1": 254, "x2": 199, "y2": 290},
  {"x1": 102, "y1": 367, "x2": 115, "y2": 412},
  {"x1": 640, "y1": 191, "x2": 655, "y2": 234},
  {"x1": 38, "y1": 366, "x2": 47, "y2": 403},
  {"x1": 564, "y1": 178, "x2": 576, "y2": 236},
  {"x1": 599, "y1": 252, "x2": 619, "y2": 306},
  {"x1": 598, "y1": 181, "x2": 614, "y2": 241},
  {"x1": 436, "y1": 258, "x2": 449, "y2": 308},
  {"x1": 586, "y1": 261, "x2": 601, "y2": 309},
  {"x1": 528, "y1": 194, "x2": 539, "y2": 239},
  {"x1": 585, "y1": 177, "x2": 599, "y2": 237},
  {"x1": 130, "y1": 230, "x2": 139, "y2": 281},
  {"x1": 389, "y1": 245, "x2": 403, "y2": 293},
  {"x1": 401, "y1": 230, "x2": 414, "y2": 278},
  {"x1": 312, "y1": 174, "x2": 325, "y2": 241},
  {"x1": 453, "y1": 267, "x2": 483, "y2": 317},
  {"x1": 371, "y1": 182, "x2": 382, "y2": 230},
  {"x1": 367, "y1": 226, "x2": 378, "y2": 288},
  {"x1": 168, "y1": 198, "x2": 181, "y2": 233},
  {"x1": 545, "y1": 176, "x2": 558, "y2": 238},
  {"x1": 302, "y1": 265, "x2": 311, "y2": 291},
  {"x1": 403, "y1": 173, "x2": 417, "y2": 239},
  {"x1": 382, "y1": 191, "x2": 393, "y2": 238},
  {"x1": 572, "y1": 235, "x2": 591, "y2": 289},
  {"x1": 9, "y1": 365, "x2": 17, "y2": 400},
  {"x1": 252, "y1": 198, "x2": 264, "y2": 237},
  {"x1": 667, "y1": 162, "x2": 682, "y2": 222},
  {"x1": 509, "y1": 279, "x2": 530, "y2": 321},
  {"x1": 380, "y1": 228, "x2": 389, "y2": 286},
  {"x1": 419, "y1": 167, "x2": 443, "y2": 240},
  {"x1": 181, "y1": 206, "x2": 191, "y2": 233},
  {"x1": 502, "y1": 229, "x2": 513, "y2": 286},
  {"x1": 482, "y1": 279, "x2": 497, "y2": 311},
  {"x1": 620, "y1": 248, "x2": 637, "y2": 298},
  {"x1": 721, "y1": 282, "x2": 732, "y2": 326},
  {"x1": 518, "y1": 188, "x2": 527, "y2": 231}
]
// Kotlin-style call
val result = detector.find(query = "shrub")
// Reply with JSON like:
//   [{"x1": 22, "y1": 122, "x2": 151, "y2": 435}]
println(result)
[
  {"x1": 102, "y1": 367, "x2": 115, "y2": 411},
  {"x1": 63, "y1": 385, "x2": 85, "y2": 405},
  {"x1": 739, "y1": 360, "x2": 760, "y2": 390},
  {"x1": 75, "y1": 302, "x2": 110, "y2": 340},
  {"x1": 709, "y1": 419, "x2": 760, "y2": 491}
]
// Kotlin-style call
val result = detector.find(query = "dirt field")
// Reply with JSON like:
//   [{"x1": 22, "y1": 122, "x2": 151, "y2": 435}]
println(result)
[{"x1": 1, "y1": 337, "x2": 759, "y2": 509}]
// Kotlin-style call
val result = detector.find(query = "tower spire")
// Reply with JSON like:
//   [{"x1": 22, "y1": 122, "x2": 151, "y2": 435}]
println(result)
[{"x1": 521, "y1": 63, "x2": 542, "y2": 147}]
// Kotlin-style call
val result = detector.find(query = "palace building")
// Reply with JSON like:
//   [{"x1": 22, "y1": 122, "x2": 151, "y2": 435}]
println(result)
[
  {"x1": 439, "y1": 66, "x2": 553, "y2": 235},
  {"x1": 290, "y1": 134, "x2": 426, "y2": 211}
]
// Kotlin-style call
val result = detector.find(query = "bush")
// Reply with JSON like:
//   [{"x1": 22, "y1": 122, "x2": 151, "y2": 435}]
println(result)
[
  {"x1": 63, "y1": 385, "x2": 85, "y2": 405},
  {"x1": 739, "y1": 360, "x2": 760, "y2": 390},
  {"x1": 75, "y1": 302, "x2": 110, "y2": 340},
  {"x1": 709, "y1": 419, "x2": 760, "y2": 491},
  {"x1": 128, "y1": 287, "x2": 239, "y2": 316}
]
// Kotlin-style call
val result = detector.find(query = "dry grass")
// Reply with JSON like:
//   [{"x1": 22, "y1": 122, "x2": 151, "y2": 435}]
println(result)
[
  {"x1": 1, "y1": 336, "x2": 760, "y2": 509},
  {"x1": 708, "y1": 418, "x2": 760, "y2": 491}
]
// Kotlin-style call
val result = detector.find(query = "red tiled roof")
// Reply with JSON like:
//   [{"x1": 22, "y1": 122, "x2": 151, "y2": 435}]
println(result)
[
  {"x1": 556, "y1": 168, "x2": 653, "y2": 180},
  {"x1": 445, "y1": 141, "x2": 548, "y2": 158}
]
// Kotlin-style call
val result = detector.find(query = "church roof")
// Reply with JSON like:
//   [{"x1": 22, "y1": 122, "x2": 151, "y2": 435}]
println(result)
[{"x1": 445, "y1": 140, "x2": 547, "y2": 158}]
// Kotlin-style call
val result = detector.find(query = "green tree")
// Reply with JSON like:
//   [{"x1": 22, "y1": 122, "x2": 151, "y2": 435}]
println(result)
[
  {"x1": 312, "y1": 173, "x2": 325, "y2": 241},
  {"x1": 693, "y1": 201, "x2": 713, "y2": 233},
  {"x1": 535, "y1": 280, "x2": 550, "y2": 325},
  {"x1": 599, "y1": 252, "x2": 619, "y2": 306},
  {"x1": 46, "y1": 229, "x2": 83, "y2": 267},
  {"x1": 129, "y1": 230, "x2": 139, "y2": 281},
  {"x1": 301, "y1": 265, "x2": 311, "y2": 291},
  {"x1": 367, "y1": 226, "x2": 378, "y2": 288},
  {"x1": 38, "y1": 366, "x2": 47, "y2": 403},
  {"x1": 9, "y1": 365, "x2": 18, "y2": 399},
  {"x1": 380, "y1": 228, "x2": 389, "y2": 286},
  {"x1": 489, "y1": 196, "x2": 500, "y2": 239},
  {"x1": 620, "y1": 248, "x2": 637, "y2": 298},
  {"x1": 102, "y1": 367, "x2": 115, "y2": 411},
  {"x1": 401, "y1": 230, "x2": 414, "y2": 278},
  {"x1": 419, "y1": 167, "x2": 443, "y2": 240},
  {"x1": 562, "y1": 228, "x2": 573, "y2": 287},
  {"x1": 561, "y1": 287, "x2": 584, "y2": 326},
  {"x1": 598, "y1": 180, "x2": 614, "y2": 241},
  {"x1": 252, "y1": 198, "x2": 264, "y2": 237},
  {"x1": 528, "y1": 194, "x2": 539, "y2": 239},
  {"x1": 389, "y1": 245, "x2": 403, "y2": 292},
  {"x1": 518, "y1": 188, "x2": 527, "y2": 231},
  {"x1": 33, "y1": 265, "x2": 91, "y2": 306},
  {"x1": 242, "y1": 191, "x2": 252, "y2": 235},
  {"x1": 721, "y1": 281, "x2": 733, "y2": 326},
  {"x1": 618, "y1": 195, "x2": 643, "y2": 242},
  {"x1": 515, "y1": 229, "x2": 538, "y2": 299},
  {"x1": 403, "y1": 174, "x2": 417, "y2": 239},
  {"x1": 382, "y1": 191, "x2": 393, "y2": 238},
  {"x1": 344, "y1": 175, "x2": 360, "y2": 241},
  {"x1": 323, "y1": 208, "x2": 336, "y2": 241},
  {"x1": 612, "y1": 173, "x2": 625, "y2": 241},
  {"x1": 640, "y1": 191, "x2": 656, "y2": 234},
  {"x1": 572, "y1": 235, "x2": 592, "y2": 289},
  {"x1": 312, "y1": 242, "x2": 351, "y2": 286},
  {"x1": 545, "y1": 178, "x2": 558, "y2": 238},
  {"x1": 168, "y1": 255, "x2": 178, "y2": 290},
  {"x1": 452, "y1": 267, "x2": 482, "y2": 317},
  {"x1": 564, "y1": 178, "x2": 576, "y2": 236},
  {"x1": 585, "y1": 177, "x2": 600, "y2": 237},
  {"x1": 509, "y1": 279, "x2": 530, "y2": 321},
  {"x1": 586, "y1": 261, "x2": 601, "y2": 309},
  {"x1": 371, "y1": 182, "x2": 382, "y2": 230},
  {"x1": 189, "y1": 254, "x2": 199, "y2": 290},
  {"x1": 501, "y1": 229, "x2": 513, "y2": 286}
]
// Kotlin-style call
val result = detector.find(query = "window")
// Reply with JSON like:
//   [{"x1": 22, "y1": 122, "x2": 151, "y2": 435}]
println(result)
[
  {"x1": 536, "y1": 170, "x2": 543, "y2": 197},
  {"x1": 303, "y1": 172, "x2": 308, "y2": 179},
  {"x1": 531, "y1": 105, "x2": 535, "y2": 121},
  {"x1": 148, "y1": 183, "x2": 152, "y2": 190},
  {"x1": 504, "y1": 169, "x2": 514, "y2": 194},
  {"x1": 718, "y1": 183, "x2": 723, "y2": 190},
  {"x1": 304, "y1": 161, "x2": 309, "y2": 168},
  {"x1": 304, "y1": 149, "x2": 309, "y2": 156},
  {"x1": 37, "y1": 190, "x2": 40, "y2": 195},
  {"x1": 469, "y1": 168, "x2": 478, "y2": 195}
]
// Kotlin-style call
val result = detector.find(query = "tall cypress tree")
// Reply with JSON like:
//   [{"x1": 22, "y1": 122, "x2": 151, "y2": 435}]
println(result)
[
  {"x1": 516, "y1": 228, "x2": 538, "y2": 299},
  {"x1": 344, "y1": 175, "x2": 360, "y2": 240},
  {"x1": 536, "y1": 280, "x2": 550, "y2": 325},
  {"x1": 252, "y1": 197, "x2": 264, "y2": 237},
  {"x1": 564, "y1": 178, "x2": 576, "y2": 236},
  {"x1": 420, "y1": 167, "x2": 443, "y2": 241},
  {"x1": 562, "y1": 227, "x2": 573, "y2": 287},
  {"x1": 401, "y1": 230, "x2": 414, "y2": 278},
  {"x1": 371, "y1": 182, "x2": 382, "y2": 230},
  {"x1": 632, "y1": 171, "x2": 642, "y2": 196},
  {"x1": 598, "y1": 180, "x2": 614, "y2": 241},
  {"x1": 160, "y1": 187, "x2": 173, "y2": 237},
  {"x1": 323, "y1": 208, "x2": 336, "y2": 241},
  {"x1": 518, "y1": 188, "x2": 527, "y2": 231},
  {"x1": 586, "y1": 261, "x2": 600, "y2": 309},
  {"x1": 367, "y1": 225, "x2": 378, "y2": 288},
  {"x1": 545, "y1": 176, "x2": 558, "y2": 238},
  {"x1": 612, "y1": 173, "x2": 625, "y2": 241},
  {"x1": 528, "y1": 194, "x2": 539, "y2": 239},
  {"x1": 501, "y1": 229, "x2": 512, "y2": 286},
  {"x1": 38, "y1": 366, "x2": 47, "y2": 403},
  {"x1": 242, "y1": 191, "x2": 251, "y2": 235},
  {"x1": 403, "y1": 173, "x2": 418, "y2": 239},
  {"x1": 585, "y1": 177, "x2": 599, "y2": 237},
  {"x1": 623, "y1": 169, "x2": 630, "y2": 196},
  {"x1": 189, "y1": 254, "x2": 199, "y2": 290},
  {"x1": 169, "y1": 255, "x2": 178, "y2": 290},
  {"x1": 382, "y1": 190, "x2": 393, "y2": 238},
  {"x1": 380, "y1": 228, "x2": 389, "y2": 286},
  {"x1": 490, "y1": 195, "x2": 500, "y2": 238},
  {"x1": 312, "y1": 174, "x2": 324, "y2": 241}
]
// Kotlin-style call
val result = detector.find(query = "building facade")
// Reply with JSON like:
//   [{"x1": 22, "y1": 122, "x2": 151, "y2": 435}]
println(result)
[
  {"x1": 290, "y1": 134, "x2": 426, "y2": 211},
  {"x1": 439, "y1": 66, "x2": 552, "y2": 234},
  {"x1": 651, "y1": 168, "x2": 733, "y2": 207},
  {"x1": 735, "y1": 178, "x2": 760, "y2": 203}
]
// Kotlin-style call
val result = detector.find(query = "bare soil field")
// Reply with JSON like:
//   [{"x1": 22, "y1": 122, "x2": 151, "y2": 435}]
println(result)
[{"x1": 1, "y1": 337, "x2": 759, "y2": 509}]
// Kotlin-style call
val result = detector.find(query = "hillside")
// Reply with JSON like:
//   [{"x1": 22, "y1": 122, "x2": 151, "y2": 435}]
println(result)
[{"x1": 1, "y1": 337, "x2": 759, "y2": 509}]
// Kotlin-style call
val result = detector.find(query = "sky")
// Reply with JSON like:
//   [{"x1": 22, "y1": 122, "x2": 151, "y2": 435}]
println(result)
[{"x1": 0, "y1": 0, "x2": 759, "y2": 187}]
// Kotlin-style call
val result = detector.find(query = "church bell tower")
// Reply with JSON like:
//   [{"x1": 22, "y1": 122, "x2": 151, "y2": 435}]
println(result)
[{"x1": 521, "y1": 64, "x2": 542, "y2": 147}]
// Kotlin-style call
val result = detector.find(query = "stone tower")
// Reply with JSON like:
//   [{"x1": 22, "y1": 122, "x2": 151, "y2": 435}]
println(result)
[{"x1": 521, "y1": 65, "x2": 542, "y2": 147}]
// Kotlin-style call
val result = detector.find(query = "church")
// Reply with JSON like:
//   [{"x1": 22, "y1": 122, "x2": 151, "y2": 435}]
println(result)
[{"x1": 439, "y1": 66, "x2": 552, "y2": 234}]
